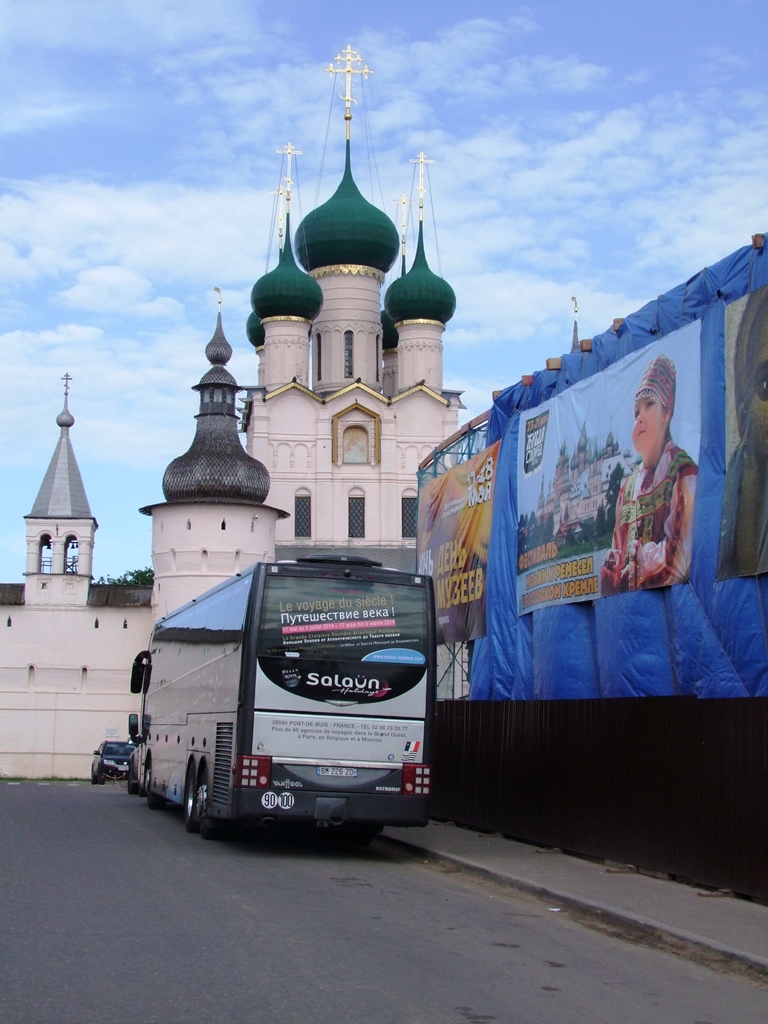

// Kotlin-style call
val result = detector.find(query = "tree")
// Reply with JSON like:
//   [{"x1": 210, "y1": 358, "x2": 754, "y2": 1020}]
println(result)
[
  {"x1": 96, "y1": 567, "x2": 154, "y2": 585},
  {"x1": 605, "y1": 463, "x2": 625, "y2": 534},
  {"x1": 595, "y1": 502, "x2": 607, "y2": 540}
]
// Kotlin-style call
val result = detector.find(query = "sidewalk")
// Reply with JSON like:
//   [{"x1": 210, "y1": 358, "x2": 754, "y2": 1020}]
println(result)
[{"x1": 381, "y1": 822, "x2": 768, "y2": 979}]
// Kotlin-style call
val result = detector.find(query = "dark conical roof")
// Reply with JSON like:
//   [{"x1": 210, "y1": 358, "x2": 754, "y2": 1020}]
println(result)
[
  {"x1": 251, "y1": 215, "x2": 323, "y2": 321},
  {"x1": 384, "y1": 221, "x2": 456, "y2": 325},
  {"x1": 162, "y1": 313, "x2": 270, "y2": 505},
  {"x1": 295, "y1": 140, "x2": 399, "y2": 273}
]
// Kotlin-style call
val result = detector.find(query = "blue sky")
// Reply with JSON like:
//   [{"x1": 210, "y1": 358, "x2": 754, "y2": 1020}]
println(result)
[{"x1": 1, "y1": 0, "x2": 766, "y2": 580}]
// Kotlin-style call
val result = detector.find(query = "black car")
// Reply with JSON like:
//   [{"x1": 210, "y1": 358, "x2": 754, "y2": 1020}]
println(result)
[{"x1": 91, "y1": 741, "x2": 135, "y2": 785}]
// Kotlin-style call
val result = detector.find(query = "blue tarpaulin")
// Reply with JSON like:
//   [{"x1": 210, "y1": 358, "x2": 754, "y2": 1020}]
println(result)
[{"x1": 470, "y1": 240, "x2": 768, "y2": 700}]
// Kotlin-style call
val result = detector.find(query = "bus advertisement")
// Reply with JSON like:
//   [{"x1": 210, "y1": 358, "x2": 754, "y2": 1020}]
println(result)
[{"x1": 127, "y1": 555, "x2": 436, "y2": 844}]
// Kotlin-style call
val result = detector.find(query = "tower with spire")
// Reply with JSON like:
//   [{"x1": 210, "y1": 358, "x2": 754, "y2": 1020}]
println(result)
[
  {"x1": 141, "y1": 302, "x2": 287, "y2": 618},
  {"x1": 24, "y1": 376, "x2": 98, "y2": 606},
  {"x1": 241, "y1": 48, "x2": 463, "y2": 568}
]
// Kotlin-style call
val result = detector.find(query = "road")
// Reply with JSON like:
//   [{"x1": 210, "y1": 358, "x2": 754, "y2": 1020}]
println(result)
[{"x1": 0, "y1": 782, "x2": 765, "y2": 1024}]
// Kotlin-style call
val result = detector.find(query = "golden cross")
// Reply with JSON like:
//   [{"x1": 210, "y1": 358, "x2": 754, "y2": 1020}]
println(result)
[
  {"x1": 393, "y1": 192, "x2": 415, "y2": 258},
  {"x1": 324, "y1": 46, "x2": 372, "y2": 139},
  {"x1": 277, "y1": 142, "x2": 301, "y2": 208},
  {"x1": 213, "y1": 287, "x2": 222, "y2": 310},
  {"x1": 571, "y1": 295, "x2": 579, "y2": 316},
  {"x1": 270, "y1": 183, "x2": 285, "y2": 251},
  {"x1": 409, "y1": 151, "x2": 433, "y2": 218}
]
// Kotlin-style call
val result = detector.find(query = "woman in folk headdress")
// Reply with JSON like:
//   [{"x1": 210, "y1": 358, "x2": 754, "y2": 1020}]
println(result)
[{"x1": 601, "y1": 354, "x2": 698, "y2": 595}]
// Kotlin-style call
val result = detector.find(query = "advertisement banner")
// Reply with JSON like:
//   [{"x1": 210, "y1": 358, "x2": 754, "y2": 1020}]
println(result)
[
  {"x1": 417, "y1": 441, "x2": 500, "y2": 644},
  {"x1": 718, "y1": 282, "x2": 768, "y2": 579},
  {"x1": 516, "y1": 324, "x2": 701, "y2": 614}
]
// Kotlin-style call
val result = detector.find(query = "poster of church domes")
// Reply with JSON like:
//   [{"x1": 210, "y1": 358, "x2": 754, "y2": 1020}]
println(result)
[{"x1": 516, "y1": 321, "x2": 701, "y2": 613}]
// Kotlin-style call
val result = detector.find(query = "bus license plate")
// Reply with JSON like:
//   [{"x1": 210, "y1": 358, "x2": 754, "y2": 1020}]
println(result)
[{"x1": 316, "y1": 766, "x2": 358, "y2": 777}]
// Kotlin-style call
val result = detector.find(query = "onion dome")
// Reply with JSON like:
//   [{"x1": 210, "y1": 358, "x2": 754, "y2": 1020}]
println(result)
[
  {"x1": 246, "y1": 311, "x2": 265, "y2": 348},
  {"x1": 294, "y1": 140, "x2": 399, "y2": 273},
  {"x1": 381, "y1": 309, "x2": 398, "y2": 350},
  {"x1": 162, "y1": 313, "x2": 270, "y2": 505},
  {"x1": 250, "y1": 215, "x2": 323, "y2": 322},
  {"x1": 384, "y1": 221, "x2": 456, "y2": 326}
]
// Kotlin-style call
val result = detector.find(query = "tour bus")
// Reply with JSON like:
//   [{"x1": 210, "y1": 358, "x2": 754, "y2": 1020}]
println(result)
[{"x1": 127, "y1": 555, "x2": 436, "y2": 843}]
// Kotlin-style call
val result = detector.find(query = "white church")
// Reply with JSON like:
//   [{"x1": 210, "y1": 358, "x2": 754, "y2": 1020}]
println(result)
[{"x1": 0, "y1": 48, "x2": 463, "y2": 778}]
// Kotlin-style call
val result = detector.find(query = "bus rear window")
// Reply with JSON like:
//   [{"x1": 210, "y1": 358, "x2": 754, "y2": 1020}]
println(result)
[{"x1": 258, "y1": 576, "x2": 427, "y2": 664}]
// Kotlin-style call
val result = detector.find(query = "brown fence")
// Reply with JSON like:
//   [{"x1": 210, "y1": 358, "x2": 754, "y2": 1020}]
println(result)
[{"x1": 431, "y1": 697, "x2": 768, "y2": 901}]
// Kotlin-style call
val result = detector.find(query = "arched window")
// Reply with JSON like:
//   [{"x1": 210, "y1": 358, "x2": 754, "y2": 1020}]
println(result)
[
  {"x1": 343, "y1": 426, "x2": 368, "y2": 464},
  {"x1": 344, "y1": 330, "x2": 354, "y2": 378},
  {"x1": 38, "y1": 535, "x2": 52, "y2": 574},
  {"x1": 401, "y1": 494, "x2": 418, "y2": 538},
  {"x1": 294, "y1": 493, "x2": 311, "y2": 538},
  {"x1": 64, "y1": 535, "x2": 79, "y2": 574},
  {"x1": 348, "y1": 494, "x2": 365, "y2": 538},
  {"x1": 375, "y1": 333, "x2": 380, "y2": 383},
  {"x1": 201, "y1": 549, "x2": 209, "y2": 572},
  {"x1": 316, "y1": 333, "x2": 322, "y2": 383}
]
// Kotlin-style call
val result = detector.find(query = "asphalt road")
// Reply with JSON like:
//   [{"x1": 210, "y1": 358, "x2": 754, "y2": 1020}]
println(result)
[{"x1": 0, "y1": 782, "x2": 765, "y2": 1024}]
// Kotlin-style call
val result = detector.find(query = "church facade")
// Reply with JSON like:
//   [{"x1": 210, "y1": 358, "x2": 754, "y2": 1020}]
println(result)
[{"x1": 0, "y1": 50, "x2": 462, "y2": 777}]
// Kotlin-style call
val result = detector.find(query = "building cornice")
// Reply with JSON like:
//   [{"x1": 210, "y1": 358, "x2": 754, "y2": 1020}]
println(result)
[
  {"x1": 264, "y1": 379, "x2": 324, "y2": 403},
  {"x1": 261, "y1": 315, "x2": 313, "y2": 325},
  {"x1": 393, "y1": 318, "x2": 445, "y2": 329},
  {"x1": 309, "y1": 265, "x2": 385, "y2": 283},
  {"x1": 322, "y1": 379, "x2": 389, "y2": 404},
  {"x1": 391, "y1": 382, "x2": 449, "y2": 407}
]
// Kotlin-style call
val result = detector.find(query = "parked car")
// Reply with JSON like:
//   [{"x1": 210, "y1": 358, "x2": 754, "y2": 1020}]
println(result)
[{"x1": 91, "y1": 741, "x2": 135, "y2": 785}]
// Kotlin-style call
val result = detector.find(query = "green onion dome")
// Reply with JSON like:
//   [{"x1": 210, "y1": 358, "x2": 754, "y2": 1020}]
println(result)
[
  {"x1": 250, "y1": 215, "x2": 323, "y2": 321},
  {"x1": 384, "y1": 221, "x2": 456, "y2": 326},
  {"x1": 295, "y1": 141, "x2": 399, "y2": 273},
  {"x1": 246, "y1": 311, "x2": 265, "y2": 348},
  {"x1": 381, "y1": 309, "x2": 399, "y2": 350}
]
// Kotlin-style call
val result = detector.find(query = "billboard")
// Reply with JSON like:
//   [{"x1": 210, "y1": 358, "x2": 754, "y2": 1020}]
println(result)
[
  {"x1": 417, "y1": 442, "x2": 500, "y2": 644},
  {"x1": 718, "y1": 282, "x2": 768, "y2": 579},
  {"x1": 516, "y1": 323, "x2": 701, "y2": 614}
]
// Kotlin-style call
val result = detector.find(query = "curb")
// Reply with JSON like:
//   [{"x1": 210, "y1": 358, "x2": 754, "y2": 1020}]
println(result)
[{"x1": 379, "y1": 834, "x2": 768, "y2": 982}]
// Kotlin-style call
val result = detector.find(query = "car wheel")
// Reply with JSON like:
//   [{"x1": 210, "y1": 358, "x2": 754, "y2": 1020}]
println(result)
[
  {"x1": 145, "y1": 761, "x2": 166, "y2": 810},
  {"x1": 127, "y1": 773, "x2": 139, "y2": 796},
  {"x1": 184, "y1": 761, "x2": 200, "y2": 834},
  {"x1": 97, "y1": 769, "x2": 105, "y2": 786},
  {"x1": 90, "y1": 772, "x2": 98, "y2": 785}
]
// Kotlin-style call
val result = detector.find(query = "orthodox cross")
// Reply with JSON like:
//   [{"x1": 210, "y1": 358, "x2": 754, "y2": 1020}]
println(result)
[
  {"x1": 393, "y1": 192, "x2": 415, "y2": 261},
  {"x1": 409, "y1": 151, "x2": 433, "y2": 219},
  {"x1": 61, "y1": 372, "x2": 72, "y2": 397},
  {"x1": 270, "y1": 184, "x2": 285, "y2": 250},
  {"x1": 324, "y1": 46, "x2": 372, "y2": 139},
  {"x1": 277, "y1": 142, "x2": 301, "y2": 210}
]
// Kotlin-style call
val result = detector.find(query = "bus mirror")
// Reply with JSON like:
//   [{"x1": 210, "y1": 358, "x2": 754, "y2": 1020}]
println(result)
[
  {"x1": 128, "y1": 714, "x2": 139, "y2": 740},
  {"x1": 130, "y1": 650, "x2": 151, "y2": 694}
]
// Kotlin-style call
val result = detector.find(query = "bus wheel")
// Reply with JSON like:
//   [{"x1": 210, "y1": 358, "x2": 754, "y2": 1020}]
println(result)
[
  {"x1": 145, "y1": 762, "x2": 166, "y2": 810},
  {"x1": 184, "y1": 761, "x2": 200, "y2": 834}
]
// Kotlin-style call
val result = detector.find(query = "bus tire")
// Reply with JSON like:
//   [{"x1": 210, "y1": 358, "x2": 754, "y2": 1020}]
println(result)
[
  {"x1": 145, "y1": 761, "x2": 166, "y2": 810},
  {"x1": 184, "y1": 761, "x2": 200, "y2": 833}
]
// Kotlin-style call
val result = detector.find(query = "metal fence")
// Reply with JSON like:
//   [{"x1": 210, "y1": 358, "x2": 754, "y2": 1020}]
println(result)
[{"x1": 431, "y1": 696, "x2": 768, "y2": 901}]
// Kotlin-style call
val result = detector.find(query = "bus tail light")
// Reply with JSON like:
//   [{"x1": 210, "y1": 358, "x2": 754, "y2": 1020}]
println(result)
[
  {"x1": 401, "y1": 764, "x2": 431, "y2": 796},
  {"x1": 236, "y1": 755, "x2": 271, "y2": 788}
]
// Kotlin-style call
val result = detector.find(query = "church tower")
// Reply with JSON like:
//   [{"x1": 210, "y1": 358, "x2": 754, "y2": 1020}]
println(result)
[
  {"x1": 142, "y1": 304, "x2": 287, "y2": 617},
  {"x1": 242, "y1": 47, "x2": 463, "y2": 570},
  {"x1": 24, "y1": 377, "x2": 97, "y2": 607}
]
